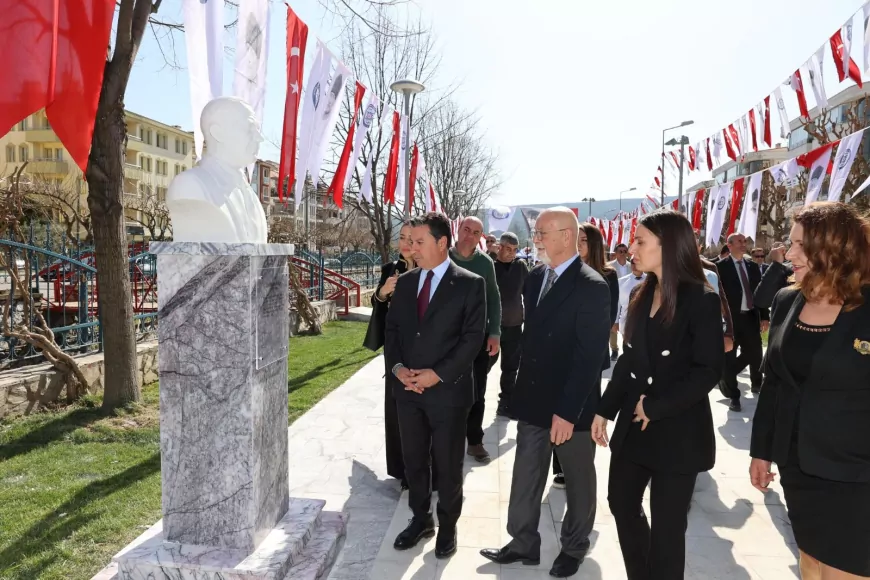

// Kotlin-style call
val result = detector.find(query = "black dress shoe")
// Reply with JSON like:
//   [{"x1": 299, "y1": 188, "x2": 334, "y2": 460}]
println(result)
[
  {"x1": 751, "y1": 384, "x2": 762, "y2": 394},
  {"x1": 479, "y1": 546, "x2": 540, "y2": 565},
  {"x1": 435, "y1": 527, "x2": 457, "y2": 559},
  {"x1": 729, "y1": 398, "x2": 742, "y2": 412},
  {"x1": 549, "y1": 551, "x2": 581, "y2": 577},
  {"x1": 393, "y1": 516, "x2": 435, "y2": 550}
]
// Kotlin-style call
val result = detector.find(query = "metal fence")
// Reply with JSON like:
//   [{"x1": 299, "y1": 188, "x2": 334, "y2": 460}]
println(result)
[{"x1": 0, "y1": 224, "x2": 156, "y2": 369}]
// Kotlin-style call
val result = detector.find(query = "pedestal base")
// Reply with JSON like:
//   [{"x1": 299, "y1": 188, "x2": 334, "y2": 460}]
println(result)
[{"x1": 90, "y1": 499, "x2": 347, "y2": 580}]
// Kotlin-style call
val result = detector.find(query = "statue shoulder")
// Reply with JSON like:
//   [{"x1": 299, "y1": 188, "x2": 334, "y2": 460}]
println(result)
[{"x1": 166, "y1": 168, "x2": 209, "y2": 204}]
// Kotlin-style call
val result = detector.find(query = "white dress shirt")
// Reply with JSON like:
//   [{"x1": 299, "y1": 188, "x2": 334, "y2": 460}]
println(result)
[
  {"x1": 417, "y1": 256, "x2": 451, "y2": 301},
  {"x1": 730, "y1": 256, "x2": 750, "y2": 312},
  {"x1": 537, "y1": 253, "x2": 579, "y2": 304},
  {"x1": 617, "y1": 272, "x2": 646, "y2": 335},
  {"x1": 610, "y1": 259, "x2": 632, "y2": 279}
]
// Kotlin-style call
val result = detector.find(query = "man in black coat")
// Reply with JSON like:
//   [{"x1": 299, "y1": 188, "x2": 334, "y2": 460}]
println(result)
[
  {"x1": 716, "y1": 232, "x2": 768, "y2": 411},
  {"x1": 385, "y1": 212, "x2": 486, "y2": 560},
  {"x1": 480, "y1": 207, "x2": 611, "y2": 578}
]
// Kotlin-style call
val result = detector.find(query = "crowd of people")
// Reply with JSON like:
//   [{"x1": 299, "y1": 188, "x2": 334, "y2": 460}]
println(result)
[{"x1": 363, "y1": 202, "x2": 870, "y2": 579}]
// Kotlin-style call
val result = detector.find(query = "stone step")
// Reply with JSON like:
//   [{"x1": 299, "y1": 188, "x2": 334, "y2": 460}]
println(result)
[
  {"x1": 93, "y1": 498, "x2": 328, "y2": 580},
  {"x1": 284, "y1": 512, "x2": 349, "y2": 580}
]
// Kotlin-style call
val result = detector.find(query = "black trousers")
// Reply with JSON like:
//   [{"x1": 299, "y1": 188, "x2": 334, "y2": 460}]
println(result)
[
  {"x1": 384, "y1": 359, "x2": 405, "y2": 481},
  {"x1": 466, "y1": 338, "x2": 491, "y2": 446},
  {"x1": 723, "y1": 311, "x2": 764, "y2": 398},
  {"x1": 397, "y1": 399, "x2": 468, "y2": 529},
  {"x1": 487, "y1": 325, "x2": 523, "y2": 405},
  {"x1": 608, "y1": 455, "x2": 697, "y2": 580}
]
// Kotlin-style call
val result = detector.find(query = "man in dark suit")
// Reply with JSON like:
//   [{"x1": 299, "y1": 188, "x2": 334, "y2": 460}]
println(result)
[
  {"x1": 385, "y1": 212, "x2": 486, "y2": 559},
  {"x1": 480, "y1": 207, "x2": 611, "y2": 578},
  {"x1": 716, "y1": 232, "x2": 768, "y2": 411}
]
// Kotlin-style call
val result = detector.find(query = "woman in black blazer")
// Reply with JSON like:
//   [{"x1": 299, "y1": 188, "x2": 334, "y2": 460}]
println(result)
[
  {"x1": 749, "y1": 203, "x2": 870, "y2": 578},
  {"x1": 550, "y1": 223, "x2": 620, "y2": 489},
  {"x1": 592, "y1": 211, "x2": 725, "y2": 580},
  {"x1": 363, "y1": 223, "x2": 415, "y2": 488}
]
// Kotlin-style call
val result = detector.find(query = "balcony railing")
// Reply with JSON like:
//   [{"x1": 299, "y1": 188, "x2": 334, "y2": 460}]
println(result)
[
  {"x1": 23, "y1": 159, "x2": 69, "y2": 174},
  {"x1": 23, "y1": 129, "x2": 57, "y2": 142},
  {"x1": 124, "y1": 163, "x2": 143, "y2": 181}
]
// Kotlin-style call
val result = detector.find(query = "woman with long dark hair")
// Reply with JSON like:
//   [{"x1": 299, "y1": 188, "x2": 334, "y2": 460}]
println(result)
[
  {"x1": 591, "y1": 211, "x2": 725, "y2": 580},
  {"x1": 750, "y1": 203, "x2": 870, "y2": 579},
  {"x1": 364, "y1": 223, "x2": 415, "y2": 489},
  {"x1": 551, "y1": 223, "x2": 620, "y2": 488}
]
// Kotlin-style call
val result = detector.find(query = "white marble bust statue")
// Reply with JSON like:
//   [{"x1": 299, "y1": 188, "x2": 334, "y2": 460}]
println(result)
[{"x1": 166, "y1": 97, "x2": 269, "y2": 244}]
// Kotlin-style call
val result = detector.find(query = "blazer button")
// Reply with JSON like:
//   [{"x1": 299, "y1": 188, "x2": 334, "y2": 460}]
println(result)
[
  {"x1": 631, "y1": 373, "x2": 636, "y2": 379},
  {"x1": 647, "y1": 377, "x2": 653, "y2": 385},
  {"x1": 416, "y1": 332, "x2": 421, "y2": 337}
]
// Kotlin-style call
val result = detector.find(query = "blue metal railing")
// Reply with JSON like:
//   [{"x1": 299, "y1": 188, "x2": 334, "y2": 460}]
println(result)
[{"x1": 0, "y1": 233, "x2": 157, "y2": 369}]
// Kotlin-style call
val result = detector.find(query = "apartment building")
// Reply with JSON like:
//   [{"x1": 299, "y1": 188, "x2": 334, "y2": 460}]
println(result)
[{"x1": 1, "y1": 109, "x2": 195, "y2": 237}]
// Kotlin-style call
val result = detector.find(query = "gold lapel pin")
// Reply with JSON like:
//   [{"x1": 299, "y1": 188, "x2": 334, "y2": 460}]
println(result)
[{"x1": 854, "y1": 339, "x2": 870, "y2": 355}]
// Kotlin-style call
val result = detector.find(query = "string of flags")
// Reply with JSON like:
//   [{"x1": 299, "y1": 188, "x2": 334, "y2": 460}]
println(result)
[{"x1": 648, "y1": 0, "x2": 870, "y2": 199}]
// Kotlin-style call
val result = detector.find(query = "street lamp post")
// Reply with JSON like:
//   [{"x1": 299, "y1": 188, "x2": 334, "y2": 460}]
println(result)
[
  {"x1": 581, "y1": 197, "x2": 596, "y2": 220},
  {"x1": 390, "y1": 79, "x2": 426, "y2": 217},
  {"x1": 666, "y1": 136, "x2": 690, "y2": 214},
  {"x1": 618, "y1": 187, "x2": 637, "y2": 212},
  {"x1": 661, "y1": 120, "x2": 694, "y2": 206}
]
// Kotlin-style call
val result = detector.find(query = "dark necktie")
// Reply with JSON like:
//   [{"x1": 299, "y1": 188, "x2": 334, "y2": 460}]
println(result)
[
  {"x1": 737, "y1": 260, "x2": 755, "y2": 310},
  {"x1": 417, "y1": 270, "x2": 435, "y2": 320},
  {"x1": 538, "y1": 269, "x2": 557, "y2": 305},
  {"x1": 635, "y1": 276, "x2": 643, "y2": 280}
]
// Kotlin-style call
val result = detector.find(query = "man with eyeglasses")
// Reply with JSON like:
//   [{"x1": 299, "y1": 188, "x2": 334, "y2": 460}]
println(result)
[
  {"x1": 485, "y1": 234, "x2": 499, "y2": 261},
  {"x1": 607, "y1": 244, "x2": 631, "y2": 360},
  {"x1": 750, "y1": 248, "x2": 768, "y2": 274}
]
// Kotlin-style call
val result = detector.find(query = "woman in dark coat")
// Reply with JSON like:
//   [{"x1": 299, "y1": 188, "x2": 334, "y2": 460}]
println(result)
[
  {"x1": 363, "y1": 223, "x2": 415, "y2": 489},
  {"x1": 551, "y1": 223, "x2": 619, "y2": 488},
  {"x1": 592, "y1": 211, "x2": 725, "y2": 580},
  {"x1": 750, "y1": 203, "x2": 870, "y2": 578}
]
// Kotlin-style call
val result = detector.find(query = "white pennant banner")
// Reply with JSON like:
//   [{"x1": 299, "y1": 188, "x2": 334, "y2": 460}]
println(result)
[
  {"x1": 233, "y1": 0, "x2": 270, "y2": 182},
  {"x1": 738, "y1": 172, "x2": 763, "y2": 243},
  {"x1": 828, "y1": 129, "x2": 866, "y2": 202},
  {"x1": 294, "y1": 42, "x2": 332, "y2": 208},
  {"x1": 705, "y1": 184, "x2": 729, "y2": 247},
  {"x1": 183, "y1": 0, "x2": 224, "y2": 157},
  {"x1": 806, "y1": 48, "x2": 828, "y2": 110},
  {"x1": 345, "y1": 94, "x2": 379, "y2": 192},
  {"x1": 805, "y1": 145, "x2": 834, "y2": 205},
  {"x1": 773, "y1": 87, "x2": 790, "y2": 140}
]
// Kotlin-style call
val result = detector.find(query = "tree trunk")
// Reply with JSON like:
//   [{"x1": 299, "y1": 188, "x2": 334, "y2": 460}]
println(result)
[{"x1": 86, "y1": 63, "x2": 140, "y2": 411}]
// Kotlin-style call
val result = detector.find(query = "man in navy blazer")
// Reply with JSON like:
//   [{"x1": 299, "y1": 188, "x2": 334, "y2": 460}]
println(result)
[{"x1": 480, "y1": 207, "x2": 611, "y2": 578}]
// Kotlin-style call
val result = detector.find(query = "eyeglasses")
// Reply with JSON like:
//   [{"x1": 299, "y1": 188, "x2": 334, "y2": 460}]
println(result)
[
  {"x1": 531, "y1": 228, "x2": 569, "y2": 239},
  {"x1": 751, "y1": 254, "x2": 765, "y2": 259}
]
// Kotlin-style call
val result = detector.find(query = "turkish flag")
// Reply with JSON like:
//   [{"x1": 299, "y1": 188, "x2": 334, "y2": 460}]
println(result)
[
  {"x1": 277, "y1": 7, "x2": 309, "y2": 201},
  {"x1": 831, "y1": 28, "x2": 863, "y2": 88},
  {"x1": 692, "y1": 188, "x2": 705, "y2": 231},
  {"x1": 570, "y1": 207, "x2": 579, "y2": 218},
  {"x1": 787, "y1": 70, "x2": 810, "y2": 118},
  {"x1": 384, "y1": 111, "x2": 401, "y2": 204},
  {"x1": 688, "y1": 146, "x2": 696, "y2": 171},
  {"x1": 705, "y1": 138, "x2": 714, "y2": 170},
  {"x1": 726, "y1": 178, "x2": 746, "y2": 237},
  {"x1": 327, "y1": 82, "x2": 365, "y2": 209},
  {"x1": 0, "y1": 0, "x2": 115, "y2": 173},
  {"x1": 748, "y1": 109, "x2": 758, "y2": 152}
]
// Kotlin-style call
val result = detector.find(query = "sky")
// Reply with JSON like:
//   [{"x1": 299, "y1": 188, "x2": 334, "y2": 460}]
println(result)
[{"x1": 124, "y1": 0, "x2": 869, "y2": 212}]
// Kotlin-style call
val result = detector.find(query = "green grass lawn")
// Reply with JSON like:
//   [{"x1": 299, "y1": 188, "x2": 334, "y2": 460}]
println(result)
[{"x1": 0, "y1": 320, "x2": 376, "y2": 580}]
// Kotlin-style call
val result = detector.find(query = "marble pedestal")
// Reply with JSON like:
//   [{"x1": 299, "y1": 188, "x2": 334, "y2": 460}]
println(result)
[{"x1": 92, "y1": 242, "x2": 347, "y2": 580}]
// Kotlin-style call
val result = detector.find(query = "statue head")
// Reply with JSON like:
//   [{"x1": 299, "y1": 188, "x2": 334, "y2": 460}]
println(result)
[{"x1": 201, "y1": 97, "x2": 263, "y2": 168}]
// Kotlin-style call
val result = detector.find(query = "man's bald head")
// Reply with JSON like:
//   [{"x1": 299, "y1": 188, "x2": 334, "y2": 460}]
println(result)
[
  {"x1": 456, "y1": 216, "x2": 485, "y2": 257},
  {"x1": 533, "y1": 207, "x2": 578, "y2": 267}
]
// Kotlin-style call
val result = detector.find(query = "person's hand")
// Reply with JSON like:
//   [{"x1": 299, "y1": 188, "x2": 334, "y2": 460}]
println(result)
[
  {"x1": 611, "y1": 323, "x2": 619, "y2": 333},
  {"x1": 379, "y1": 273, "x2": 399, "y2": 300},
  {"x1": 591, "y1": 415, "x2": 609, "y2": 447},
  {"x1": 632, "y1": 394, "x2": 650, "y2": 431},
  {"x1": 770, "y1": 243, "x2": 786, "y2": 264},
  {"x1": 486, "y1": 336, "x2": 500, "y2": 356},
  {"x1": 760, "y1": 320, "x2": 770, "y2": 333},
  {"x1": 724, "y1": 336, "x2": 734, "y2": 353},
  {"x1": 749, "y1": 458, "x2": 776, "y2": 492},
  {"x1": 550, "y1": 414, "x2": 574, "y2": 445},
  {"x1": 395, "y1": 367, "x2": 418, "y2": 389},
  {"x1": 407, "y1": 369, "x2": 440, "y2": 392}
]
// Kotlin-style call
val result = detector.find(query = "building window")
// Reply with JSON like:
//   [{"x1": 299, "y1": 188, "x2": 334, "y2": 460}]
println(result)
[
  {"x1": 54, "y1": 149, "x2": 63, "y2": 161},
  {"x1": 5, "y1": 145, "x2": 15, "y2": 163},
  {"x1": 139, "y1": 128, "x2": 153, "y2": 145},
  {"x1": 175, "y1": 163, "x2": 181, "y2": 176},
  {"x1": 182, "y1": 141, "x2": 188, "y2": 155},
  {"x1": 156, "y1": 160, "x2": 168, "y2": 175},
  {"x1": 157, "y1": 134, "x2": 168, "y2": 149},
  {"x1": 174, "y1": 139, "x2": 180, "y2": 154},
  {"x1": 17, "y1": 120, "x2": 26, "y2": 131},
  {"x1": 181, "y1": 165, "x2": 187, "y2": 172},
  {"x1": 141, "y1": 157, "x2": 152, "y2": 172},
  {"x1": 19, "y1": 146, "x2": 28, "y2": 162},
  {"x1": 157, "y1": 187, "x2": 167, "y2": 202}
]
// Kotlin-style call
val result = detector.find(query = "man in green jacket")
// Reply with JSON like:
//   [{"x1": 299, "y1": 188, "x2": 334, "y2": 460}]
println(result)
[{"x1": 450, "y1": 216, "x2": 502, "y2": 463}]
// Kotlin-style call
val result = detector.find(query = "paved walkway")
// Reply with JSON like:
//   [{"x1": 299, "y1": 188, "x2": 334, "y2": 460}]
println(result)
[{"x1": 289, "y1": 353, "x2": 799, "y2": 580}]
